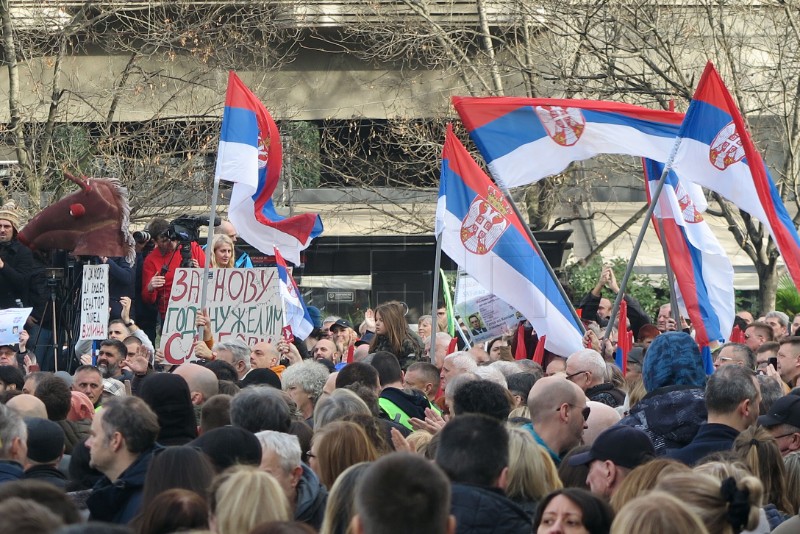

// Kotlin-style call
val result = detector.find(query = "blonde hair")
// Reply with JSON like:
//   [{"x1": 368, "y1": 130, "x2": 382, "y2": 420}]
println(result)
[
  {"x1": 406, "y1": 430, "x2": 434, "y2": 456},
  {"x1": 209, "y1": 466, "x2": 290, "y2": 534},
  {"x1": 210, "y1": 234, "x2": 235, "y2": 268},
  {"x1": 611, "y1": 491, "x2": 709, "y2": 534},
  {"x1": 505, "y1": 427, "x2": 562, "y2": 503},
  {"x1": 627, "y1": 378, "x2": 647, "y2": 409},
  {"x1": 319, "y1": 462, "x2": 371, "y2": 534},
  {"x1": 609, "y1": 458, "x2": 691, "y2": 512},
  {"x1": 733, "y1": 425, "x2": 792, "y2": 514},
  {"x1": 655, "y1": 472, "x2": 762, "y2": 534},
  {"x1": 783, "y1": 451, "x2": 800, "y2": 514},
  {"x1": 508, "y1": 405, "x2": 530, "y2": 419}
]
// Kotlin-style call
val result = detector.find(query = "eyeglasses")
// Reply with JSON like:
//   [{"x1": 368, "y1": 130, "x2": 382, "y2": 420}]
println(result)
[
  {"x1": 565, "y1": 370, "x2": 589, "y2": 381},
  {"x1": 772, "y1": 431, "x2": 797, "y2": 440},
  {"x1": 556, "y1": 404, "x2": 591, "y2": 420}
]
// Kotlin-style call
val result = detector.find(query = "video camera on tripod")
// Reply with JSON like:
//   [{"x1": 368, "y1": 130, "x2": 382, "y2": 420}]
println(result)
[{"x1": 166, "y1": 215, "x2": 221, "y2": 268}]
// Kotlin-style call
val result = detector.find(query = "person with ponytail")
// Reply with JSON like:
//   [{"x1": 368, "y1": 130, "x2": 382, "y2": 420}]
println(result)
[{"x1": 655, "y1": 471, "x2": 763, "y2": 534}]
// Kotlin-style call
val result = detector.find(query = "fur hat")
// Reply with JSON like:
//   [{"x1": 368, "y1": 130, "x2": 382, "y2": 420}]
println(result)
[
  {"x1": 642, "y1": 331, "x2": 706, "y2": 391},
  {"x1": 0, "y1": 200, "x2": 20, "y2": 231}
]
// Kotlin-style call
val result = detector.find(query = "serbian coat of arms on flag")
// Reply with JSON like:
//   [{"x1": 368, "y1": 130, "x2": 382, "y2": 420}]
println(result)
[
  {"x1": 460, "y1": 185, "x2": 512, "y2": 255},
  {"x1": 534, "y1": 106, "x2": 586, "y2": 146},
  {"x1": 709, "y1": 122, "x2": 745, "y2": 170}
]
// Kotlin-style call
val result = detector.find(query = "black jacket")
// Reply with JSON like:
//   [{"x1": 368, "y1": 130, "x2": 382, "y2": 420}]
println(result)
[
  {"x1": 0, "y1": 239, "x2": 34, "y2": 309},
  {"x1": 667, "y1": 423, "x2": 740, "y2": 466},
  {"x1": 23, "y1": 464, "x2": 67, "y2": 488},
  {"x1": 586, "y1": 383, "x2": 626, "y2": 408},
  {"x1": 87, "y1": 445, "x2": 158, "y2": 524},
  {"x1": 450, "y1": 483, "x2": 532, "y2": 534},
  {"x1": 577, "y1": 291, "x2": 650, "y2": 338}
]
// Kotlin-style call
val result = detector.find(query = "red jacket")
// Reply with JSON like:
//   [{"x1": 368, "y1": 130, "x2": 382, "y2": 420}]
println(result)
[{"x1": 141, "y1": 242, "x2": 206, "y2": 317}]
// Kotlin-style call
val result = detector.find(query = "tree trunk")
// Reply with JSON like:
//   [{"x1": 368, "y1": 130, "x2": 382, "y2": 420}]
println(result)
[{"x1": 756, "y1": 258, "x2": 779, "y2": 314}]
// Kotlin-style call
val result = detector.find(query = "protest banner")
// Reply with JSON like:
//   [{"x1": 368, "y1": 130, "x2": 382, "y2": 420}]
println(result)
[
  {"x1": 0, "y1": 308, "x2": 32, "y2": 345},
  {"x1": 454, "y1": 270, "x2": 524, "y2": 344},
  {"x1": 79, "y1": 264, "x2": 109, "y2": 341},
  {"x1": 160, "y1": 267, "x2": 283, "y2": 364}
]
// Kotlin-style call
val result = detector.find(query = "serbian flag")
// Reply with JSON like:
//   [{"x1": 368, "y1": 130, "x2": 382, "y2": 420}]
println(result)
[
  {"x1": 644, "y1": 159, "x2": 735, "y2": 347},
  {"x1": 671, "y1": 62, "x2": 800, "y2": 291},
  {"x1": 274, "y1": 246, "x2": 314, "y2": 340},
  {"x1": 215, "y1": 71, "x2": 323, "y2": 265},
  {"x1": 436, "y1": 125, "x2": 584, "y2": 357},
  {"x1": 452, "y1": 96, "x2": 684, "y2": 189}
]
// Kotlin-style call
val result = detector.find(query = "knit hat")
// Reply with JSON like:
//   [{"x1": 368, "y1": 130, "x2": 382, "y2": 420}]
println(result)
[
  {"x1": 0, "y1": 200, "x2": 20, "y2": 231},
  {"x1": 642, "y1": 331, "x2": 706, "y2": 391},
  {"x1": 68, "y1": 391, "x2": 94, "y2": 422},
  {"x1": 189, "y1": 426, "x2": 262, "y2": 471},
  {"x1": 24, "y1": 417, "x2": 65, "y2": 464}
]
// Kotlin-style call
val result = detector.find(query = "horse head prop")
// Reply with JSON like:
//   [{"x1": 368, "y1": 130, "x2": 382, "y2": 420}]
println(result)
[{"x1": 18, "y1": 173, "x2": 135, "y2": 264}]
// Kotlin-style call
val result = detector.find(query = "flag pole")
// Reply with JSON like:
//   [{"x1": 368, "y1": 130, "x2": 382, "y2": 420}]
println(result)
[
  {"x1": 604, "y1": 139, "x2": 684, "y2": 339},
  {"x1": 197, "y1": 177, "x2": 221, "y2": 341},
  {"x1": 500, "y1": 187, "x2": 585, "y2": 334},
  {"x1": 654, "y1": 217, "x2": 683, "y2": 328},
  {"x1": 429, "y1": 235, "x2": 443, "y2": 364}
]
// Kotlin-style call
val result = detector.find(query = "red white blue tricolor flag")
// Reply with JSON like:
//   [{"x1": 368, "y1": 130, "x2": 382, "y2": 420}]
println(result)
[
  {"x1": 274, "y1": 246, "x2": 314, "y2": 340},
  {"x1": 671, "y1": 62, "x2": 800, "y2": 290},
  {"x1": 436, "y1": 125, "x2": 584, "y2": 357},
  {"x1": 644, "y1": 159, "x2": 735, "y2": 346},
  {"x1": 215, "y1": 71, "x2": 323, "y2": 265},
  {"x1": 453, "y1": 96, "x2": 684, "y2": 189}
]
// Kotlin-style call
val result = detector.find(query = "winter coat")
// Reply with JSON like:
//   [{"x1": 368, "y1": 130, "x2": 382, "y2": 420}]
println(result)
[
  {"x1": 294, "y1": 464, "x2": 327, "y2": 530},
  {"x1": 86, "y1": 445, "x2": 158, "y2": 524},
  {"x1": 450, "y1": 483, "x2": 532, "y2": 534}
]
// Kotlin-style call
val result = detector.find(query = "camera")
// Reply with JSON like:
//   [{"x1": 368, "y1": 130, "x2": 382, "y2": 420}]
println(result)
[
  {"x1": 166, "y1": 215, "x2": 221, "y2": 267},
  {"x1": 132, "y1": 230, "x2": 151, "y2": 244}
]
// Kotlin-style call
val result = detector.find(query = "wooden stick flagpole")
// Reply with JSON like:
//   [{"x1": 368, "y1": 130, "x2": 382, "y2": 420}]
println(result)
[{"x1": 197, "y1": 177, "x2": 221, "y2": 341}]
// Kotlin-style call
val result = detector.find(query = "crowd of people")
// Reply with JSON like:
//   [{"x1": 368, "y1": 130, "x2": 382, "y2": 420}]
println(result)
[{"x1": 2, "y1": 202, "x2": 800, "y2": 533}]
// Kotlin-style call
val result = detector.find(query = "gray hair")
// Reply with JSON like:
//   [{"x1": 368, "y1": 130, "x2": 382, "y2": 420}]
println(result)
[
  {"x1": 444, "y1": 372, "x2": 479, "y2": 400},
  {"x1": 719, "y1": 342, "x2": 756, "y2": 370},
  {"x1": 418, "y1": 315, "x2": 432, "y2": 326},
  {"x1": 0, "y1": 404, "x2": 26, "y2": 459},
  {"x1": 766, "y1": 311, "x2": 790, "y2": 329},
  {"x1": 255, "y1": 430, "x2": 302, "y2": 474},
  {"x1": 489, "y1": 361, "x2": 521, "y2": 378},
  {"x1": 445, "y1": 351, "x2": 478, "y2": 373},
  {"x1": 567, "y1": 349, "x2": 606, "y2": 380},
  {"x1": 474, "y1": 366, "x2": 508, "y2": 389},
  {"x1": 705, "y1": 365, "x2": 758, "y2": 415},
  {"x1": 230, "y1": 386, "x2": 291, "y2": 433},
  {"x1": 215, "y1": 339, "x2": 251, "y2": 371},
  {"x1": 313, "y1": 388, "x2": 370, "y2": 429},
  {"x1": 281, "y1": 360, "x2": 330, "y2": 405}
]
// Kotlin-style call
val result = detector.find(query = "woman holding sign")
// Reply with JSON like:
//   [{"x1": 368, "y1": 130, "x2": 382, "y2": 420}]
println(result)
[{"x1": 210, "y1": 235, "x2": 235, "y2": 269}]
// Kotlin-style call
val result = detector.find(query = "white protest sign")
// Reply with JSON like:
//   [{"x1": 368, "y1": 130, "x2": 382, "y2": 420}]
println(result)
[
  {"x1": 0, "y1": 308, "x2": 32, "y2": 345},
  {"x1": 160, "y1": 268, "x2": 283, "y2": 365},
  {"x1": 454, "y1": 271, "x2": 524, "y2": 343},
  {"x1": 79, "y1": 264, "x2": 109, "y2": 341}
]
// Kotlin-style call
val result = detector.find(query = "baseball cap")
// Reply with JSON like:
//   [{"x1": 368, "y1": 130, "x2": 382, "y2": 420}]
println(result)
[
  {"x1": 758, "y1": 393, "x2": 800, "y2": 428},
  {"x1": 103, "y1": 377, "x2": 125, "y2": 397},
  {"x1": 330, "y1": 319, "x2": 352, "y2": 331},
  {"x1": 568, "y1": 425, "x2": 655, "y2": 469}
]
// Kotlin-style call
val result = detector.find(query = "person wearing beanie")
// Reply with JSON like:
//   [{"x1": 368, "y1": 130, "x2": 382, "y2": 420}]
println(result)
[
  {"x1": 21, "y1": 417, "x2": 67, "y2": 488},
  {"x1": 0, "y1": 200, "x2": 34, "y2": 310},
  {"x1": 618, "y1": 332, "x2": 708, "y2": 454},
  {"x1": 189, "y1": 426, "x2": 262, "y2": 472}
]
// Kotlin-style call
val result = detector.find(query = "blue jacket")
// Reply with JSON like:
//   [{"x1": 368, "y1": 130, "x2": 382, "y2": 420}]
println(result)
[
  {"x1": 0, "y1": 460, "x2": 23, "y2": 484},
  {"x1": 450, "y1": 483, "x2": 532, "y2": 534},
  {"x1": 86, "y1": 446, "x2": 158, "y2": 524},
  {"x1": 667, "y1": 423, "x2": 740, "y2": 466},
  {"x1": 294, "y1": 464, "x2": 327, "y2": 530}
]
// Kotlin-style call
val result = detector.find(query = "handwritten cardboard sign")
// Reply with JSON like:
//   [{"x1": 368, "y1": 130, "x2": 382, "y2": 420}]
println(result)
[
  {"x1": 79, "y1": 264, "x2": 109, "y2": 341},
  {"x1": 160, "y1": 268, "x2": 283, "y2": 364}
]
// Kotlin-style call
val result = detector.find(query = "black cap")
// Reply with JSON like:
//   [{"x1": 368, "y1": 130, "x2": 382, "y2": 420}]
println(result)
[
  {"x1": 330, "y1": 319, "x2": 352, "y2": 331},
  {"x1": 25, "y1": 417, "x2": 65, "y2": 464},
  {"x1": 189, "y1": 426, "x2": 261, "y2": 471},
  {"x1": 758, "y1": 394, "x2": 800, "y2": 428},
  {"x1": 568, "y1": 425, "x2": 655, "y2": 469},
  {"x1": 240, "y1": 368, "x2": 281, "y2": 390}
]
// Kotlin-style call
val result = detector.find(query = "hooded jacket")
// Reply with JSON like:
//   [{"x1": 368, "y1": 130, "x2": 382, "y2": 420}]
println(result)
[
  {"x1": 86, "y1": 445, "x2": 158, "y2": 524},
  {"x1": 294, "y1": 464, "x2": 328, "y2": 530},
  {"x1": 139, "y1": 373, "x2": 197, "y2": 446}
]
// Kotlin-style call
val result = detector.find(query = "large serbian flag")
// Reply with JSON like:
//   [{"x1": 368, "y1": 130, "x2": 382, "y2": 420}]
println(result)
[
  {"x1": 670, "y1": 62, "x2": 800, "y2": 291},
  {"x1": 436, "y1": 125, "x2": 584, "y2": 357},
  {"x1": 644, "y1": 159, "x2": 735, "y2": 347},
  {"x1": 215, "y1": 71, "x2": 323, "y2": 265},
  {"x1": 452, "y1": 96, "x2": 684, "y2": 189}
]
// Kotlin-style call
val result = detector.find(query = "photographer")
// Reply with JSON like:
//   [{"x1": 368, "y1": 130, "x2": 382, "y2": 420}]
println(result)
[{"x1": 141, "y1": 218, "x2": 206, "y2": 324}]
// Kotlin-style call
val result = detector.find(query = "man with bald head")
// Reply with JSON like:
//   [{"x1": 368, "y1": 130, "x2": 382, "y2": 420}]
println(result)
[
  {"x1": 251, "y1": 341, "x2": 285, "y2": 378},
  {"x1": 312, "y1": 339, "x2": 340, "y2": 364},
  {"x1": 215, "y1": 220, "x2": 252, "y2": 268},
  {"x1": 6, "y1": 394, "x2": 48, "y2": 419},
  {"x1": 523, "y1": 376, "x2": 589, "y2": 465},
  {"x1": 174, "y1": 363, "x2": 220, "y2": 413}
]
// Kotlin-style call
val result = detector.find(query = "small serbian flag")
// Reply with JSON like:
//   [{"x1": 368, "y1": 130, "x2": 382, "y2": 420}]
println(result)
[{"x1": 274, "y1": 246, "x2": 314, "y2": 340}]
